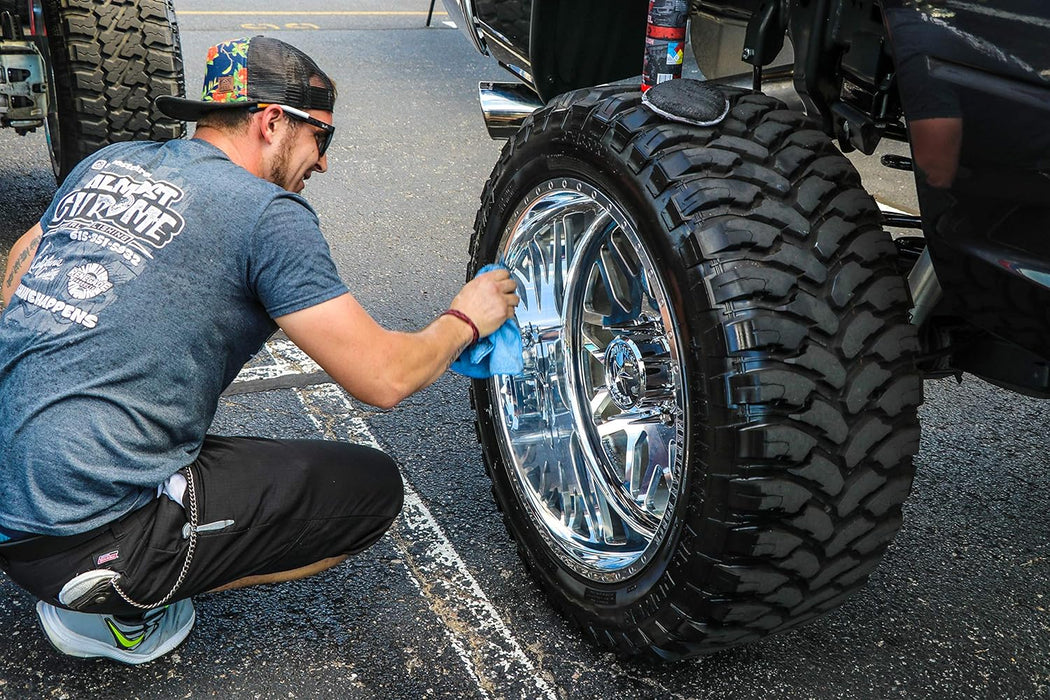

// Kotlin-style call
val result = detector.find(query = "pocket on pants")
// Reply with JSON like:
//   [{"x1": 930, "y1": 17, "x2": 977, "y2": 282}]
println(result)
[{"x1": 110, "y1": 498, "x2": 190, "y2": 605}]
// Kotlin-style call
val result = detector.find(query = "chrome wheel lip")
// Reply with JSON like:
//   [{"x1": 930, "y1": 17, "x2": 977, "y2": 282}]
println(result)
[
  {"x1": 31, "y1": 14, "x2": 63, "y2": 178},
  {"x1": 489, "y1": 177, "x2": 689, "y2": 583}
]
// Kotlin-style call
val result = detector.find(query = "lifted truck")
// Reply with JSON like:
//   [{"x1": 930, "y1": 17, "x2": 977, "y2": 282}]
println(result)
[{"x1": 447, "y1": 0, "x2": 1050, "y2": 661}]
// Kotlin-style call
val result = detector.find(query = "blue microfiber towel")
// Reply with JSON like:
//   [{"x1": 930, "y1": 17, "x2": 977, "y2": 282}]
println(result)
[{"x1": 450, "y1": 264, "x2": 524, "y2": 379}]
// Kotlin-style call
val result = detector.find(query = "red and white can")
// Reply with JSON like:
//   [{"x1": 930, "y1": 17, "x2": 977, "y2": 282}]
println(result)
[{"x1": 642, "y1": 0, "x2": 689, "y2": 92}]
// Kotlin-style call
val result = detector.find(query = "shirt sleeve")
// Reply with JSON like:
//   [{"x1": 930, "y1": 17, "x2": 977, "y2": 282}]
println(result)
[{"x1": 247, "y1": 194, "x2": 349, "y2": 318}]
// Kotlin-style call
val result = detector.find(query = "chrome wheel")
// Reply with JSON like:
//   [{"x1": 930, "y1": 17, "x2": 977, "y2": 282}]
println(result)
[{"x1": 491, "y1": 178, "x2": 688, "y2": 582}]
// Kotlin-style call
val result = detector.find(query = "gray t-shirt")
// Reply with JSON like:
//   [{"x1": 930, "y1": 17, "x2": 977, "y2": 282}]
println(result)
[{"x1": 0, "y1": 139, "x2": 348, "y2": 536}]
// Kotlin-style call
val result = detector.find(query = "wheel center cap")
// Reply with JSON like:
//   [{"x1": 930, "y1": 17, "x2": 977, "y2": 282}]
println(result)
[{"x1": 605, "y1": 336, "x2": 645, "y2": 410}]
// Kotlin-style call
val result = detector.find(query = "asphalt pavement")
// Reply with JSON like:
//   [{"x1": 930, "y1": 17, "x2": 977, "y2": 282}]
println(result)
[{"x1": 0, "y1": 3, "x2": 1048, "y2": 699}]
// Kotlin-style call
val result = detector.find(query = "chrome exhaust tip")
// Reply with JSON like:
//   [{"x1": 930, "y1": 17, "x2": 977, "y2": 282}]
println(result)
[
  {"x1": 908, "y1": 247, "x2": 942, "y2": 327},
  {"x1": 479, "y1": 81, "x2": 544, "y2": 139}
]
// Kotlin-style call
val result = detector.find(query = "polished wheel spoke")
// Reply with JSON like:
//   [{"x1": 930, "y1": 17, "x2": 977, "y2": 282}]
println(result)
[
  {"x1": 569, "y1": 437, "x2": 613, "y2": 544},
  {"x1": 589, "y1": 388, "x2": 614, "y2": 422},
  {"x1": 592, "y1": 231, "x2": 643, "y2": 322},
  {"x1": 623, "y1": 427, "x2": 644, "y2": 498},
  {"x1": 580, "y1": 322, "x2": 608, "y2": 368}
]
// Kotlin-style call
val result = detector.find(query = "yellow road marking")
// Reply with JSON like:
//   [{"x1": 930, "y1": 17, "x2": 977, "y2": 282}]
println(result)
[{"x1": 180, "y1": 11, "x2": 447, "y2": 16}]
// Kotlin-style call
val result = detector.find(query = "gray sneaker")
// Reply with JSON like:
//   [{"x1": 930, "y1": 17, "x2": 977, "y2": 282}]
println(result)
[{"x1": 36, "y1": 599, "x2": 195, "y2": 664}]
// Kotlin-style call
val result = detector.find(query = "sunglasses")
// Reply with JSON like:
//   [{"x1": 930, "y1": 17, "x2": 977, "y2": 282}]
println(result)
[{"x1": 257, "y1": 103, "x2": 335, "y2": 156}]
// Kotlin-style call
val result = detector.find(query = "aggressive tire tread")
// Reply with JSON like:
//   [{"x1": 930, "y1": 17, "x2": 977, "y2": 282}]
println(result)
[{"x1": 43, "y1": 0, "x2": 184, "y2": 180}]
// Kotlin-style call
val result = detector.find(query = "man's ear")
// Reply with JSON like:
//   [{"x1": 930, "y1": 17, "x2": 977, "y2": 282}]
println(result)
[{"x1": 255, "y1": 105, "x2": 285, "y2": 146}]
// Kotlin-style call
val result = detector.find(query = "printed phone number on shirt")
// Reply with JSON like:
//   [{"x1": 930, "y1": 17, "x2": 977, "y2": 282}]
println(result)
[{"x1": 69, "y1": 229, "x2": 144, "y2": 267}]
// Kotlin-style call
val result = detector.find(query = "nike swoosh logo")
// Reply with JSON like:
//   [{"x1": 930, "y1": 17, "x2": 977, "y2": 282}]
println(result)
[{"x1": 105, "y1": 618, "x2": 146, "y2": 650}]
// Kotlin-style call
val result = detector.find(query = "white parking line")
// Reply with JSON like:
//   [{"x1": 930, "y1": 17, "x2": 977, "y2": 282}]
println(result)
[
  {"x1": 877, "y1": 199, "x2": 918, "y2": 216},
  {"x1": 232, "y1": 337, "x2": 322, "y2": 382},
  {"x1": 230, "y1": 342, "x2": 556, "y2": 699}
]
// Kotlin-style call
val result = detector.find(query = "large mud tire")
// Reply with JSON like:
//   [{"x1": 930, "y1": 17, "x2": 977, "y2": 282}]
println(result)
[
  {"x1": 41, "y1": 0, "x2": 185, "y2": 182},
  {"x1": 469, "y1": 86, "x2": 923, "y2": 660}
]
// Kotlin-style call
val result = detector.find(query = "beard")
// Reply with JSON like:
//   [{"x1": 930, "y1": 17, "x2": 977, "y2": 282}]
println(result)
[{"x1": 268, "y1": 131, "x2": 298, "y2": 191}]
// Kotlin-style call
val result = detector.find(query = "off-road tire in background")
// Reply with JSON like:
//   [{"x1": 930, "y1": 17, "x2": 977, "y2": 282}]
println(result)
[
  {"x1": 41, "y1": 0, "x2": 184, "y2": 181},
  {"x1": 469, "y1": 86, "x2": 923, "y2": 660}
]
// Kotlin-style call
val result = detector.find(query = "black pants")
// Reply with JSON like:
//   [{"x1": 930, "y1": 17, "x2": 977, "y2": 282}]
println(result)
[{"x1": 0, "y1": 435, "x2": 404, "y2": 616}]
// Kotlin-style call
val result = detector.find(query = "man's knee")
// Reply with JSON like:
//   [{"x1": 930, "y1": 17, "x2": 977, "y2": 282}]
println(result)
[{"x1": 307, "y1": 441, "x2": 403, "y2": 522}]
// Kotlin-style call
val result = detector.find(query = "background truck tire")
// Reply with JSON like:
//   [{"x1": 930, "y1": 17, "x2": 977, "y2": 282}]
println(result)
[
  {"x1": 41, "y1": 0, "x2": 184, "y2": 182},
  {"x1": 469, "y1": 86, "x2": 924, "y2": 660}
]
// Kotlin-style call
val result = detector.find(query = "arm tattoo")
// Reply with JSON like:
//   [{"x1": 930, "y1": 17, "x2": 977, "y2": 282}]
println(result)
[
  {"x1": 444, "y1": 344, "x2": 468, "y2": 372},
  {"x1": 4, "y1": 233, "x2": 41, "y2": 290}
]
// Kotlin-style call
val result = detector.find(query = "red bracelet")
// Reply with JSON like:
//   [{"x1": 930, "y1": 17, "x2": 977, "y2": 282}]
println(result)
[{"x1": 442, "y1": 309, "x2": 479, "y2": 345}]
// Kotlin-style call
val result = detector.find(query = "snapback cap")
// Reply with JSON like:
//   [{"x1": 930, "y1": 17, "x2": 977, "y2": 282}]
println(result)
[{"x1": 156, "y1": 36, "x2": 336, "y2": 122}]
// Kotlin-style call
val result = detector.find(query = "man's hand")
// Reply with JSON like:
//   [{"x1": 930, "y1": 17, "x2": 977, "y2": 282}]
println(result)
[{"x1": 449, "y1": 267, "x2": 520, "y2": 338}]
